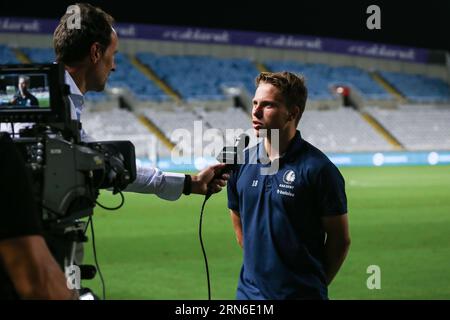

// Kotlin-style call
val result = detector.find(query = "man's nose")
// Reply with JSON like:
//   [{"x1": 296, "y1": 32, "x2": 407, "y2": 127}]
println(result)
[{"x1": 253, "y1": 105, "x2": 263, "y2": 118}]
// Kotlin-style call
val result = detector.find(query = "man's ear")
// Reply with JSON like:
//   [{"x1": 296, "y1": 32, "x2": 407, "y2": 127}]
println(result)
[
  {"x1": 90, "y1": 42, "x2": 102, "y2": 64},
  {"x1": 288, "y1": 106, "x2": 300, "y2": 122}
]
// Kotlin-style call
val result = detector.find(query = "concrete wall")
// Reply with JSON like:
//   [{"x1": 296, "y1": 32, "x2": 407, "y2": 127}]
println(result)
[{"x1": 0, "y1": 33, "x2": 53, "y2": 48}]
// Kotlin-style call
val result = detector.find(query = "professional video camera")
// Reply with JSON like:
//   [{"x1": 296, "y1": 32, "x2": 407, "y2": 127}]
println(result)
[{"x1": 0, "y1": 63, "x2": 136, "y2": 296}]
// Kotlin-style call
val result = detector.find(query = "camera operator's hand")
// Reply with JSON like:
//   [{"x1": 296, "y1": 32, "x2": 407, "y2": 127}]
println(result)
[{"x1": 191, "y1": 163, "x2": 230, "y2": 195}]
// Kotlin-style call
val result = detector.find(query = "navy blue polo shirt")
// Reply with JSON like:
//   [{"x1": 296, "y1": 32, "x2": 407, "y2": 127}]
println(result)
[
  {"x1": 12, "y1": 91, "x2": 39, "y2": 107},
  {"x1": 227, "y1": 130, "x2": 347, "y2": 300}
]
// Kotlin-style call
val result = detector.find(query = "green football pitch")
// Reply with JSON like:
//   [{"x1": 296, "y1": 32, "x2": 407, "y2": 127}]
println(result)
[
  {"x1": 38, "y1": 97, "x2": 49, "y2": 108},
  {"x1": 82, "y1": 166, "x2": 450, "y2": 300}
]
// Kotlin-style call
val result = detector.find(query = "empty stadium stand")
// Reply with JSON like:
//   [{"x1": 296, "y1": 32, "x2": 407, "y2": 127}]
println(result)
[
  {"x1": 137, "y1": 104, "x2": 256, "y2": 157},
  {"x1": 136, "y1": 53, "x2": 260, "y2": 101},
  {"x1": 139, "y1": 105, "x2": 203, "y2": 157},
  {"x1": 108, "y1": 53, "x2": 169, "y2": 102},
  {"x1": 264, "y1": 60, "x2": 392, "y2": 101},
  {"x1": 80, "y1": 107, "x2": 167, "y2": 159},
  {"x1": 2, "y1": 42, "x2": 450, "y2": 156},
  {"x1": 299, "y1": 107, "x2": 395, "y2": 152},
  {"x1": 17, "y1": 48, "x2": 169, "y2": 103},
  {"x1": 0, "y1": 44, "x2": 19, "y2": 64},
  {"x1": 20, "y1": 47, "x2": 55, "y2": 63},
  {"x1": 378, "y1": 71, "x2": 450, "y2": 103},
  {"x1": 367, "y1": 105, "x2": 450, "y2": 150}
]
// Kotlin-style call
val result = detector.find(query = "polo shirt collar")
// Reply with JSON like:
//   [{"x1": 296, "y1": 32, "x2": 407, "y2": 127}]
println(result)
[
  {"x1": 283, "y1": 130, "x2": 305, "y2": 162},
  {"x1": 256, "y1": 130, "x2": 304, "y2": 164}
]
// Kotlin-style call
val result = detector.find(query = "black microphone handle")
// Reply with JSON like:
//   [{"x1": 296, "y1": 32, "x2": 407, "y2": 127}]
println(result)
[
  {"x1": 205, "y1": 164, "x2": 235, "y2": 199},
  {"x1": 214, "y1": 164, "x2": 235, "y2": 180}
]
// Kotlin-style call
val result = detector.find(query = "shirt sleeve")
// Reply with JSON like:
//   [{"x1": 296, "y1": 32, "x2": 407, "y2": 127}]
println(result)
[
  {"x1": 124, "y1": 163, "x2": 185, "y2": 201},
  {"x1": 0, "y1": 134, "x2": 42, "y2": 241},
  {"x1": 227, "y1": 169, "x2": 240, "y2": 212},
  {"x1": 315, "y1": 161, "x2": 348, "y2": 217}
]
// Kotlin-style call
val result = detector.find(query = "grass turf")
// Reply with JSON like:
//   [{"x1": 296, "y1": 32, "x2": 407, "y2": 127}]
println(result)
[{"x1": 82, "y1": 165, "x2": 450, "y2": 299}]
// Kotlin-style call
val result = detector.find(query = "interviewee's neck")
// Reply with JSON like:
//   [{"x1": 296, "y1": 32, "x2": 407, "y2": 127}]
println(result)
[{"x1": 264, "y1": 128, "x2": 296, "y2": 161}]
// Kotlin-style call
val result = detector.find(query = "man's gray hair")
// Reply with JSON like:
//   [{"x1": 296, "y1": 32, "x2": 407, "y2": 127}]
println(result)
[{"x1": 18, "y1": 75, "x2": 31, "y2": 84}]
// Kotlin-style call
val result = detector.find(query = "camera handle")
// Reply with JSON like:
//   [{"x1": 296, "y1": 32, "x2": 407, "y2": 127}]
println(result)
[{"x1": 62, "y1": 222, "x2": 97, "y2": 280}]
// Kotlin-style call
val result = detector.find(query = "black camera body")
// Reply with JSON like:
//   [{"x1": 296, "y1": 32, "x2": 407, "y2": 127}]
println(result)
[
  {"x1": 0, "y1": 63, "x2": 136, "y2": 292},
  {"x1": 12, "y1": 130, "x2": 136, "y2": 226}
]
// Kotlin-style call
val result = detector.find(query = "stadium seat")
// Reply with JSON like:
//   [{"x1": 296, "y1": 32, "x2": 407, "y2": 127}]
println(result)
[
  {"x1": 367, "y1": 105, "x2": 450, "y2": 150},
  {"x1": 300, "y1": 107, "x2": 395, "y2": 152},
  {"x1": 0, "y1": 44, "x2": 19, "y2": 64},
  {"x1": 379, "y1": 71, "x2": 450, "y2": 103},
  {"x1": 136, "y1": 53, "x2": 260, "y2": 101},
  {"x1": 265, "y1": 60, "x2": 392, "y2": 101}
]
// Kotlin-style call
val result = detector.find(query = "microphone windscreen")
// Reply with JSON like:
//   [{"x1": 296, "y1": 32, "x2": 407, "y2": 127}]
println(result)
[{"x1": 236, "y1": 133, "x2": 250, "y2": 149}]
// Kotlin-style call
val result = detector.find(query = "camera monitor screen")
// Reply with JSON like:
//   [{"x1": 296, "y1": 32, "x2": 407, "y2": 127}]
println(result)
[
  {"x1": 0, "y1": 73, "x2": 50, "y2": 109},
  {"x1": 0, "y1": 63, "x2": 68, "y2": 123}
]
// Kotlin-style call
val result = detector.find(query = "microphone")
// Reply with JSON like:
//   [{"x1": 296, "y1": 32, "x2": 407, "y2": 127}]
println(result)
[
  {"x1": 200, "y1": 133, "x2": 250, "y2": 300},
  {"x1": 206, "y1": 133, "x2": 250, "y2": 199},
  {"x1": 216, "y1": 133, "x2": 250, "y2": 169}
]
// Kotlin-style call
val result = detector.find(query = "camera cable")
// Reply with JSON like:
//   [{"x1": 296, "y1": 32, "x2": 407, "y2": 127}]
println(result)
[
  {"x1": 95, "y1": 191, "x2": 125, "y2": 210},
  {"x1": 88, "y1": 215, "x2": 106, "y2": 300}
]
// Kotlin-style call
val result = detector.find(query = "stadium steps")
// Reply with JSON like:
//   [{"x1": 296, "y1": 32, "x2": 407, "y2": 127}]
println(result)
[
  {"x1": 360, "y1": 111, "x2": 404, "y2": 150},
  {"x1": 137, "y1": 114, "x2": 175, "y2": 151},
  {"x1": 129, "y1": 55, "x2": 182, "y2": 103},
  {"x1": 255, "y1": 62, "x2": 270, "y2": 73},
  {"x1": 12, "y1": 48, "x2": 32, "y2": 63},
  {"x1": 371, "y1": 71, "x2": 407, "y2": 103}
]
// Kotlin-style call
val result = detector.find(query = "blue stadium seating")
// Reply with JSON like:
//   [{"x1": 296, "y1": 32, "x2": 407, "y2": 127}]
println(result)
[
  {"x1": 379, "y1": 71, "x2": 450, "y2": 103},
  {"x1": 9, "y1": 46, "x2": 450, "y2": 105},
  {"x1": 20, "y1": 47, "x2": 55, "y2": 63},
  {"x1": 136, "y1": 53, "x2": 260, "y2": 101},
  {"x1": 264, "y1": 60, "x2": 392, "y2": 100},
  {"x1": 0, "y1": 45, "x2": 19, "y2": 64},
  {"x1": 19, "y1": 48, "x2": 168, "y2": 102},
  {"x1": 108, "y1": 53, "x2": 168, "y2": 102}
]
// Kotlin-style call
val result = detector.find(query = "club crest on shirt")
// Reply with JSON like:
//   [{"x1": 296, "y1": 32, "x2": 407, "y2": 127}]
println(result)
[{"x1": 283, "y1": 170, "x2": 296, "y2": 184}]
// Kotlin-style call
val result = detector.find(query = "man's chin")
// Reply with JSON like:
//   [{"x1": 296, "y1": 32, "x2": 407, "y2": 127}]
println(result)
[
  {"x1": 94, "y1": 84, "x2": 106, "y2": 92},
  {"x1": 254, "y1": 128, "x2": 271, "y2": 138}
]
